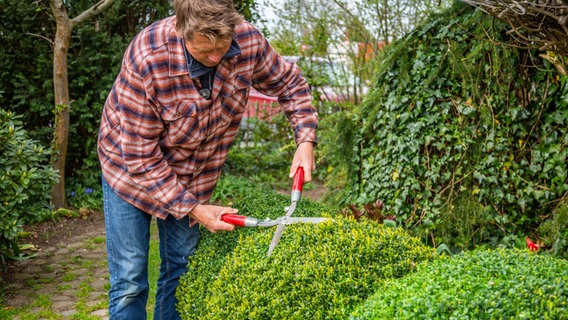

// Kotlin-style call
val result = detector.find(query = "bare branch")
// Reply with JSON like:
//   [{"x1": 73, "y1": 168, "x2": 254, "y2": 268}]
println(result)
[
  {"x1": 71, "y1": 0, "x2": 115, "y2": 27},
  {"x1": 461, "y1": 0, "x2": 568, "y2": 56},
  {"x1": 26, "y1": 32, "x2": 54, "y2": 47}
]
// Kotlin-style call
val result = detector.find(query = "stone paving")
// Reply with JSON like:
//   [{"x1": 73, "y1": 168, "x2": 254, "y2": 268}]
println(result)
[{"x1": 3, "y1": 226, "x2": 110, "y2": 319}]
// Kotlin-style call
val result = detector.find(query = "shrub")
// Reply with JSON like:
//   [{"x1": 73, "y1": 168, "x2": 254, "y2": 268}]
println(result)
[
  {"x1": 538, "y1": 201, "x2": 568, "y2": 259},
  {"x1": 0, "y1": 109, "x2": 58, "y2": 259},
  {"x1": 318, "y1": 110, "x2": 361, "y2": 209},
  {"x1": 351, "y1": 248, "x2": 568, "y2": 319},
  {"x1": 176, "y1": 191, "x2": 331, "y2": 319},
  {"x1": 210, "y1": 174, "x2": 271, "y2": 205},
  {"x1": 176, "y1": 191, "x2": 435, "y2": 319}
]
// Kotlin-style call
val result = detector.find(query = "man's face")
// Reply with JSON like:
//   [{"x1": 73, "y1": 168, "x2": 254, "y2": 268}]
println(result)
[{"x1": 185, "y1": 33, "x2": 232, "y2": 67}]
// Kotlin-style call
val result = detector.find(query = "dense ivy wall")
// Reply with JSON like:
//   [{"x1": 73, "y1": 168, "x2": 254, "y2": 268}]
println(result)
[{"x1": 323, "y1": 2, "x2": 568, "y2": 250}]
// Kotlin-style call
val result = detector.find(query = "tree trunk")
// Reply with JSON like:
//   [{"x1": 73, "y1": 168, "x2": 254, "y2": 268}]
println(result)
[
  {"x1": 49, "y1": 0, "x2": 116, "y2": 209},
  {"x1": 50, "y1": 1, "x2": 73, "y2": 209}
]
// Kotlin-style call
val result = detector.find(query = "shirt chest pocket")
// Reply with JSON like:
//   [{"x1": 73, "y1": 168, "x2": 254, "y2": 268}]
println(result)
[
  {"x1": 160, "y1": 100, "x2": 207, "y2": 149},
  {"x1": 228, "y1": 75, "x2": 251, "y2": 113}
]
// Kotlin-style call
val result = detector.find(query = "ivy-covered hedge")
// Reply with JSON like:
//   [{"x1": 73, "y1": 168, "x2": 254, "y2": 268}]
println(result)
[
  {"x1": 0, "y1": 109, "x2": 58, "y2": 258},
  {"x1": 322, "y1": 2, "x2": 568, "y2": 250},
  {"x1": 176, "y1": 192, "x2": 434, "y2": 319},
  {"x1": 351, "y1": 248, "x2": 568, "y2": 319}
]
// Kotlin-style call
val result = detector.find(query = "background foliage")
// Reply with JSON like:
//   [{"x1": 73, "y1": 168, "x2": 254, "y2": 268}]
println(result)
[
  {"x1": 321, "y1": 2, "x2": 568, "y2": 252},
  {"x1": 223, "y1": 114, "x2": 296, "y2": 191},
  {"x1": 267, "y1": 0, "x2": 450, "y2": 98},
  {"x1": 0, "y1": 0, "x2": 260, "y2": 194},
  {"x1": 0, "y1": 110, "x2": 58, "y2": 259}
]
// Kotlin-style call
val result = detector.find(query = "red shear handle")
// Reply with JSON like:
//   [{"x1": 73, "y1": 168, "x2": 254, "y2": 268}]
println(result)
[
  {"x1": 221, "y1": 214, "x2": 246, "y2": 226},
  {"x1": 221, "y1": 214, "x2": 258, "y2": 227},
  {"x1": 291, "y1": 166, "x2": 304, "y2": 202}
]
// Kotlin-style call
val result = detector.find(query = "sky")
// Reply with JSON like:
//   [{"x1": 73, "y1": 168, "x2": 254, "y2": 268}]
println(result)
[{"x1": 256, "y1": 0, "x2": 283, "y2": 32}]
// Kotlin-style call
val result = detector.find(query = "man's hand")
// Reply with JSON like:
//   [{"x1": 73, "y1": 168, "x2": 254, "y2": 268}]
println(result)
[
  {"x1": 290, "y1": 141, "x2": 315, "y2": 182},
  {"x1": 189, "y1": 204, "x2": 237, "y2": 233}
]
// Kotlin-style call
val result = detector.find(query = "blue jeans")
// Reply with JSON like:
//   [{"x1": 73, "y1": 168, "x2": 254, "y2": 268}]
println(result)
[{"x1": 102, "y1": 176, "x2": 199, "y2": 320}]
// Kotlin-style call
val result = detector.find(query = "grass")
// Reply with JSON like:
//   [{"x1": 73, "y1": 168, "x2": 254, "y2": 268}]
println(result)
[
  {"x1": 147, "y1": 221, "x2": 160, "y2": 319},
  {"x1": 0, "y1": 220, "x2": 161, "y2": 319}
]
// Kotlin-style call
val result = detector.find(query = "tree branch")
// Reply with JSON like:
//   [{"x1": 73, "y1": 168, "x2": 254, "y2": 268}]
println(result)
[
  {"x1": 71, "y1": 0, "x2": 115, "y2": 27},
  {"x1": 26, "y1": 32, "x2": 54, "y2": 47},
  {"x1": 461, "y1": 0, "x2": 568, "y2": 56}
]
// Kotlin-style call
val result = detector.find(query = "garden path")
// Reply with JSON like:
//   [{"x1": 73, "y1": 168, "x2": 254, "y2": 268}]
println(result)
[{"x1": 1, "y1": 210, "x2": 109, "y2": 319}]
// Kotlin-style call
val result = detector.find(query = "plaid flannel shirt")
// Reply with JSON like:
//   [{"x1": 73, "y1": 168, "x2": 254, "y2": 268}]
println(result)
[{"x1": 97, "y1": 16, "x2": 318, "y2": 219}]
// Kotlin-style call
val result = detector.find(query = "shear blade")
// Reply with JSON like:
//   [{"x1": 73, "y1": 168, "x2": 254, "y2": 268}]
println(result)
[
  {"x1": 258, "y1": 217, "x2": 328, "y2": 227},
  {"x1": 281, "y1": 217, "x2": 329, "y2": 224}
]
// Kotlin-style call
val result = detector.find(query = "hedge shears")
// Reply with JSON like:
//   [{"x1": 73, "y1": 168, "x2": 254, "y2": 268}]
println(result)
[
  {"x1": 220, "y1": 214, "x2": 327, "y2": 228},
  {"x1": 221, "y1": 166, "x2": 324, "y2": 255}
]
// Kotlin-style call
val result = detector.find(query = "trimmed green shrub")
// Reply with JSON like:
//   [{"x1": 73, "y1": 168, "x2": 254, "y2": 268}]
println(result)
[
  {"x1": 0, "y1": 109, "x2": 58, "y2": 259},
  {"x1": 351, "y1": 248, "x2": 568, "y2": 319},
  {"x1": 176, "y1": 192, "x2": 331, "y2": 319},
  {"x1": 176, "y1": 191, "x2": 435, "y2": 319}
]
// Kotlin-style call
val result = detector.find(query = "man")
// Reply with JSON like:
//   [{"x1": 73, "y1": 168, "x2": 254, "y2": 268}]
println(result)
[{"x1": 97, "y1": 0, "x2": 317, "y2": 319}]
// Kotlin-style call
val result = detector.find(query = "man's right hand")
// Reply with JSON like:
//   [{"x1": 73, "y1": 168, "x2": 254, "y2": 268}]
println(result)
[{"x1": 189, "y1": 204, "x2": 237, "y2": 233}]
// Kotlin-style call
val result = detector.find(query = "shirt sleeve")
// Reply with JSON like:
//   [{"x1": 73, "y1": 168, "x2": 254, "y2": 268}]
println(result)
[{"x1": 250, "y1": 33, "x2": 318, "y2": 145}]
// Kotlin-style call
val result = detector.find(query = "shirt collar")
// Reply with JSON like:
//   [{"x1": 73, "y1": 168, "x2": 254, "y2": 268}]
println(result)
[{"x1": 184, "y1": 39, "x2": 241, "y2": 78}]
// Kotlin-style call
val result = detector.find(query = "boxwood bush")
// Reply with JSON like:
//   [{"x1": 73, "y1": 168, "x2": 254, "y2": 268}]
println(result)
[
  {"x1": 176, "y1": 192, "x2": 331, "y2": 318},
  {"x1": 351, "y1": 248, "x2": 568, "y2": 319},
  {"x1": 176, "y1": 191, "x2": 435, "y2": 319}
]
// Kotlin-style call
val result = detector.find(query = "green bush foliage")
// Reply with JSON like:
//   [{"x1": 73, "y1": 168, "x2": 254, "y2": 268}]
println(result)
[
  {"x1": 0, "y1": 109, "x2": 58, "y2": 258},
  {"x1": 318, "y1": 111, "x2": 362, "y2": 207},
  {"x1": 176, "y1": 191, "x2": 434, "y2": 319},
  {"x1": 210, "y1": 174, "x2": 273, "y2": 205},
  {"x1": 351, "y1": 248, "x2": 568, "y2": 319},
  {"x1": 325, "y1": 2, "x2": 568, "y2": 250},
  {"x1": 538, "y1": 201, "x2": 568, "y2": 259},
  {"x1": 225, "y1": 114, "x2": 296, "y2": 190}
]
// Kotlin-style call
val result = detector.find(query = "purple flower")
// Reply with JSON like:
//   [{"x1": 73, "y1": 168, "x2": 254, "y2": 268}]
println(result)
[{"x1": 84, "y1": 188, "x2": 93, "y2": 195}]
